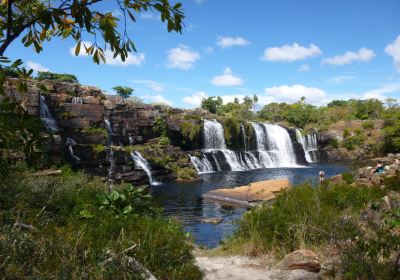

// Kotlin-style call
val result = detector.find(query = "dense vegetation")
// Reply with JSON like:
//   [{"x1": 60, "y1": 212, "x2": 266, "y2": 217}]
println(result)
[
  {"x1": 223, "y1": 175, "x2": 400, "y2": 279},
  {"x1": 0, "y1": 165, "x2": 202, "y2": 279},
  {"x1": 36, "y1": 71, "x2": 79, "y2": 83}
]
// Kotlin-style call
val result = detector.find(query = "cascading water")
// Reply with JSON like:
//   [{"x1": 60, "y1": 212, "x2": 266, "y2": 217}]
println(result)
[
  {"x1": 72, "y1": 97, "x2": 83, "y2": 104},
  {"x1": 190, "y1": 120, "x2": 301, "y2": 174},
  {"x1": 39, "y1": 95, "x2": 59, "y2": 131},
  {"x1": 66, "y1": 138, "x2": 80, "y2": 162},
  {"x1": 295, "y1": 129, "x2": 318, "y2": 162},
  {"x1": 203, "y1": 119, "x2": 226, "y2": 149},
  {"x1": 263, "y1": 123, "x2": 297, "y2": 167},
  {"x1": 130, "y1": 151, "x2": 161, "y2": 186},
  {"x1": 240, "y1": 124, "x2": 247, "y2": 151},
  {"x1": 104, "y1": 118, "x2": 115, "y2": 184}
]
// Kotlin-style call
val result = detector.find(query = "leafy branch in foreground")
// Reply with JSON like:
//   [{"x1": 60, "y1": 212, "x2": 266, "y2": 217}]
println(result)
[{"x1": 0, "y1": 0, "x2": 184, "y2": 63}]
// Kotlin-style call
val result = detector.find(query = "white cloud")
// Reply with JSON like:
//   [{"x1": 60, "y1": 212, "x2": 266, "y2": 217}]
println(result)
[
  {"x1": 211, "y1": 67, "x2": 243, "y2": 86},
  {"x1": 327, "y1": 75, "x2": 354, "y2": 84},
  {"x1": 166, "y1": 45, "x2": 200, "y2": 70},
  {"x1": 134, "y1": 80, "x2": 165, "y2": 93},
  {"x1": 298, "y1": 64, "x2": 311, "y2": 72},
  {"x1": 183, "y1": 92, "x2": 208, "y2": 107},
  {"x1": 362, "y1": 83, "x2": 400, "y2": 100},
  {"x1": 217, "y1": 37, "x2": 250, "y2": 48},
  {"x1": 27, "y1": 61, "x2": 49, "y2": 72},
  {"x1": 264, "y1": 84, "x2": 326, "y2": 104},
  {"x1": 141, "y1": 94, "x2": 173, "y2": 106},
  {"x1": 322, "y1": 48, "x2": 375, "y2": 66},
  {"x1": 195, "y1": 0, "x2": 206, "y2": 5},
  {"x1": 385, "y1": 35, "x2": 400, "y2": 72},
  {"x1": 70, "y1": 41, "x2": 145, "y2": 66},
  {"x1": 262, "y1": 43, "x2": 322, "y2": 62}
]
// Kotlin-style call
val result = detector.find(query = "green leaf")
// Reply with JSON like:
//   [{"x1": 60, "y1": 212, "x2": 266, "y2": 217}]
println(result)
[
  {"x1": 75, "y1": 40, "x2": 81, "y2": 56},
  {"x1": 122, "y1": 205, "x2": 133, "y2": 215},
  {"x1": 109, "y1": 191, "x2": 120, "y2": 201}
]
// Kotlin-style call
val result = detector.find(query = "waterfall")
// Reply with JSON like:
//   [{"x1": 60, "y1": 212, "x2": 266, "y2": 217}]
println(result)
[
  {"x1": 240, "y1": 124, "x2": 247, "y2": 151},
  {"x1": 203, "y1": 119, "x2": 226, "y2": 149},
  {"x1": 72, "y1": 97, "x2": 83, "y2": 104},
  {"x1": 39, "y1": 95, "x2": 59, "y2": 131},
  {"x1": 131, "y1": 151, "x2": 160, "y2": 186},
  {"x1": 104, "y1": 118, "x2": 115, "y2": 184},
  {"x1": 190, "y1": 155, "x2": 213, "y2": 174},
  {"x1": 66, "y1": 138, "x2": 80, "y2": 162},
  {"x1": 190, "y1": 120, "x2": 302, "y2": 174},
  {"x1": 295, "y1": 129, "x2": 318, "y2": 162},
  {"x1": 263, "y1": 123, "x2": 297, "y2": 167}
]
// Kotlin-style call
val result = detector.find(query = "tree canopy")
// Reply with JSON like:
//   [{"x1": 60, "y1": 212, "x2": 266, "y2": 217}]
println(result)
[
  {"x1": 113, "y1": 85, "x2": 133, "y2": 99},
  {"x1": 0, "y1": 0, "x2": 184, "y2": 63}
]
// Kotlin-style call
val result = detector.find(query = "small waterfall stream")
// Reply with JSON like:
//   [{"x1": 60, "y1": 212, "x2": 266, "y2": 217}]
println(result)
[
  {"x1": 72, "y1": 97, "x2": 83, "y2": 104},
  {"x1": 104, "y1": 118, "x2": 115, "y2": 184},
  {"x1": 191, "y1": 119, "x2": 302, "y2": 173},
  {"x1": 295, "y1": 129, "x2": 318, "y2": 162},
  {"x1": 66, "y1": 138, "x2": 80, "y2": 162},
  {"x1": 131, "y1": 151, "x2": 161, "y2": 186},
  {"x1": 39, "y1": 95, "x2": 59, "y2": 131}
]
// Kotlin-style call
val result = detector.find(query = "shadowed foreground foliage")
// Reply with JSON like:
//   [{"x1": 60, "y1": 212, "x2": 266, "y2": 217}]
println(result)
[{"x1": 0, "y1": 165, "x2": 202, "y2": 280}]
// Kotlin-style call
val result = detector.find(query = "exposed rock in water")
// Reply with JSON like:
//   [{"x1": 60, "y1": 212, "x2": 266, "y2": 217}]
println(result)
[
  {"x1": 203, "y1": 178, "x2": 290, "y2": 206},
  {"x1": 201, "y1": 217, "x2": 224, "y2": 224}
]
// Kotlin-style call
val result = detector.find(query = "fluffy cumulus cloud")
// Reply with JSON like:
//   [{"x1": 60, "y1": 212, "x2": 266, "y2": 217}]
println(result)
[
  {"x1": 264, "y1": 84, "x2": 326, "y2": 104},
  {"x1": 133, "y1": 80, "x2": 165, "y2": 93},
  {"x1": 141, "y1": 94, "x2": 173, "y2": 106},
  {"x1": 26, "y1": 61, "x2": 49, "y2": 72},
  {"x1": 385, "y1": 35, "x2": 400, "y2": 72},
  {"x1": 298, "y1": 64, "x2": 311, "y2": 72},
  {"x1": 70, "y1": 41, "x2": 145, "y2": 66},
  {"x1": 322, "y1": 48, "x2": 375, "y2": 66},
  {"x1": 166, "y1": 45, "x2": 200, "y2": 70},
  {"x1": 182, "y1": 91, "x2": 208, "y2": 107},
  {"x1": 262, "y1": 43, "x2": 322, "y2": 62},
  {"x1": 216, "y1": 36, "x2": 250, "y2": 48},
  {"x1": 211, "y1": 67, "x2": 243, "y2": 86}
]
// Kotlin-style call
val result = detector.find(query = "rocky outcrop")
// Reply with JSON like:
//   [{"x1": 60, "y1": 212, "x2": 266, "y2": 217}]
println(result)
[
  {"x1": 7, "y1": 78, "x2": 197, "y2": 186},
  {"x1": 278, "y1": 249, "x2": 321, "y2": 273},
  {"x1": 203, "y1": 178, "x2": 290, "y2": 206}
]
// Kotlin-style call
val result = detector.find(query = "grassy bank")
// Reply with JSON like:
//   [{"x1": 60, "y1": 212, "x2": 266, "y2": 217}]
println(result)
[
  {"x1": 219, "y1": 176, "x2": 400, "y2": 279},
  {"x1": 0, "y1": 165, "x2": 202, "y2": 279}
]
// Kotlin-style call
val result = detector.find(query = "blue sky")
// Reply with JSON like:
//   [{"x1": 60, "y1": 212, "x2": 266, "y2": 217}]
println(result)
[{"x1": 7, "y1": 0, "x2": 400, "y2": 108}]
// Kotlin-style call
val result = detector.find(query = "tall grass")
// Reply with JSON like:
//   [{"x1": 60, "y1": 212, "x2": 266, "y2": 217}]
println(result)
[
  {"x1": 0, "y1": 165, "x2": 202, "y2": 279},
  {"x1": 225, "y1": 183, "x2": 384, "y2": 257}
]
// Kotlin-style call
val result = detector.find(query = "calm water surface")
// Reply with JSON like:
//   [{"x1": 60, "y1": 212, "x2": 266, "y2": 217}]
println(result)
[{"x1": 151, "y1": 163, "x2": 350, "y2": 248}]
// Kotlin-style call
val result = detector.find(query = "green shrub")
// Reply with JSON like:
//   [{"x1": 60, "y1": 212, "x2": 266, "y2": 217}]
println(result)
[
  {"x1": 82, "y1": 126, "x2": 107, "y2": 136},
  {"x1": 223, "y1": 117, "x2": 241, "y2": 149},
  {"x1": 175, "y1": 167, "x2": 198, "y2": 181},
  {"x1": 36, "y1": 71, "x2": 79, "y2": 83},
  {"x1": 0, "y1": 169, "x2": 202, "y2": 279},
  {"x1": 92, "y1": 144, "x2": 106, "y2": 153},
  {"x1": 158, "y1": 136, "x2": 170, "y2": 146},
  {"x1": 153, "y1": 117, "x2": 168, "y2": 137},
  {"x1": 362, "y1": 121, "x2": 374, "y2": 130},
  {"x1": 343, "y1": 128, "x2": 350, "y2": 138},
  {"x1": 226, "y1": 183, "x2": 384, "y2": 256},
  {"x1": 180, "y1": 120, "x2": 201, "y2": 142}
]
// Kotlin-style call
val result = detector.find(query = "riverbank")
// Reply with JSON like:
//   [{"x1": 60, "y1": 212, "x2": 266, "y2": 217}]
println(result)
[{"x1": 196, "y1": 160, "x2": 400, "y2": 279}]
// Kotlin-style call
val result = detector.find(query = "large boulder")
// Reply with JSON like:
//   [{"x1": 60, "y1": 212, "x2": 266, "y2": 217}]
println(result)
[
  {"x1": 278, "y1": 249, "x2": 321, "y2": 273},
  {"x1": 203, "y1": 178, "x2": 290, "y2": 206}
]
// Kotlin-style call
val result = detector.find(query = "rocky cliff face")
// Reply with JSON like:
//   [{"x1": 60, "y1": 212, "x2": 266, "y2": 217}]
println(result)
[{"x1": 7, "y1": 78, "x2": 197, "y2": 185}]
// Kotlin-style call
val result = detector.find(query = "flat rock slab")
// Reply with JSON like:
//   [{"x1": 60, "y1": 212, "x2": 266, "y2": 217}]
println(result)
[{"x1": 203, "y1": 178, "x2": 290, "y2": 207}]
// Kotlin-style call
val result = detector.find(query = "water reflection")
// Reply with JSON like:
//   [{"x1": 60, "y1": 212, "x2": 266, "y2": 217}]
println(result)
[{"x1": 151, "y1": 163, "x2": 349, "y2": 248}]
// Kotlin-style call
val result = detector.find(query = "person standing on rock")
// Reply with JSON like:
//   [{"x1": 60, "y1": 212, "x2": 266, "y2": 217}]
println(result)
[{"x1": 319, "y1": 171, "x2": 325, "y2": 183}]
